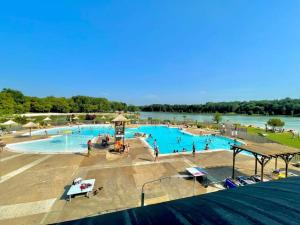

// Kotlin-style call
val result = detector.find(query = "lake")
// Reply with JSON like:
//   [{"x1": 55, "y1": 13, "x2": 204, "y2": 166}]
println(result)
[{"x1": 140, "y1": 112, "x2": 300, "y2": 132}]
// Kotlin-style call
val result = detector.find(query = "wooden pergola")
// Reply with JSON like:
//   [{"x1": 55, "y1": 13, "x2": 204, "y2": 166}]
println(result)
[{"x1": 231, "y1": 143, "x2": 300, "y2": 181}]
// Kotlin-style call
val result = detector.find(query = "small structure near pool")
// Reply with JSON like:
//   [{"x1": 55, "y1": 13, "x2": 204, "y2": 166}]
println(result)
[{"x1": 112, "y1": 114, "x2": 129, "y2": 151}]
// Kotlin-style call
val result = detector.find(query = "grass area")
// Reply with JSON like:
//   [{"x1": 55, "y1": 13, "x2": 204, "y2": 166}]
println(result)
[{"x1": 247, "y1": 127, "x2": 300, "y2": 148}]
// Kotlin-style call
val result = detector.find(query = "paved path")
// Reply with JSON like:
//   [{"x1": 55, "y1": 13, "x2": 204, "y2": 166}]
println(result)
[
  {"x1": 0, "y1": 155, "x2": 52, "y2": 183},
  {"x1": 0, "y1": 153, "x2": 23, "y2": 162},
  {"x1": 0, "y1": 198, "x2": 56, "y2": 220},
  {"x1": 79, "y1": 158, "x2": 185, "y2": 172}
]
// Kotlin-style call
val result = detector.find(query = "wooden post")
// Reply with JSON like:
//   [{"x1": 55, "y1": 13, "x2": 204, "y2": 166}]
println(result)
[
  {"x1": 285, "y1": 159, "x2": 288, "y2": 178},
  {"x1": 232, "y1": 149, "x2": 236, "y2": 179},
  {"x1": 275, "y1": 157, "x2": 278, "y2": 170},
  {"x1": 255, "y1": 155, "x2": 258, "y2": 175},
  {"x1": 279, "y1": 154, "x2": 293, "y2": 179},
  {"x1": 261, "y1": 157, "x2": 264, "y2": 182}
]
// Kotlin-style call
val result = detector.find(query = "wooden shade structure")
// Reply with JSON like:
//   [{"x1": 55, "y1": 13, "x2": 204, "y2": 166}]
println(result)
[
  {"x1": 1, "y1": 120, "x2": 17, "y2": 126},
  {"x1": 231, "y1": 143, "x2": 300, "y2": 181},
  {"x1": 112, "y1": 114, "x2": 129, "y2": 151},
  {"x1": 23, "y1": 122, "x2": 38, "y2": 136}
]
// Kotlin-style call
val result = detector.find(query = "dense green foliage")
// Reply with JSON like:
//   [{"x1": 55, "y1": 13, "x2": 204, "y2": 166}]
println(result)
[
  {"x1": 0, "y1": 88, "x2": 139, "y2": 114},
  {"x1": 267, "y1": 118, "x2": 285, "y2": 131},
  {"x1": 213, "y1": 112, "x2": 222, "y2": 124},
  {"x1": 141, "y1": 98, "x2": 300, "y2": 116}
]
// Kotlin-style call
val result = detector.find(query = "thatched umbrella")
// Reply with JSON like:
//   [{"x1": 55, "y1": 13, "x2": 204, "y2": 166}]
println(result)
[
  {"x1": 43, "y1": 117, "x2": 51, "y2": 122},
  {"x1": 23, "y1": 122, "x2": 38, "y2": 136},
  {"x1": 1, "y1": 120, "x2": 17, "y2": 126},
  {"x1": 112, "y1": 114, "x2": 129, "y2": 123},
  {"x1": 1, "y1": 120, "x2": 18, "y2": 130}
]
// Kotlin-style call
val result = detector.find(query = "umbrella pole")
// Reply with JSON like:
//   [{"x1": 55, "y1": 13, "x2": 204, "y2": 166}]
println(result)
[{"x1": 30, "y1": 128, "x2": 32, "y2": 136}]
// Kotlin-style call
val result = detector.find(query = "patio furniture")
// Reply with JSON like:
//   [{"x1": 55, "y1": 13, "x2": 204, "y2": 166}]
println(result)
[
  {"x1": 224, "y1": 178, "x2": 239, "y2": 189},
  {"x1": 236, "y1": 176, "x2": 256, "y2": 185},
  {"x1": 186, "y1": 167, "x2": 208, "y2": 186},
  {"x1": 249, "y1": 175, "x2": 270, "y2": 183},
  {"x1": 67, "y1": 179, "x2": 95, "y2": 202}
]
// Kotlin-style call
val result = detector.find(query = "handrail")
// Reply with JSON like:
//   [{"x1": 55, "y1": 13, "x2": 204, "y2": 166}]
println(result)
[{"x1": 140, "y1": 175, "x2": 194, "y2": 206}]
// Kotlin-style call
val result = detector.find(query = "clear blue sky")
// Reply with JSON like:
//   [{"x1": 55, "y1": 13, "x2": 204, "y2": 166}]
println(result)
[{"x1": 0, "y1": 1, "x2": 300, "y2": 105}]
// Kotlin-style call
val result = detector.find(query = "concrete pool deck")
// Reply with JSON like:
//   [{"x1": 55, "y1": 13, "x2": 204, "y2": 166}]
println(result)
[{"x1": 1, "y1": 136, "x2": 300, "y2": 224}]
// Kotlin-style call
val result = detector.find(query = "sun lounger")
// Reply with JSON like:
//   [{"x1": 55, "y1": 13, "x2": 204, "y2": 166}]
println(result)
[
  {"x1": 237, "y1": 176, "x2": 256, "y2": 185},
  {"x1": 249, "y1": 175, "x2": 269, "y2": 182},
  {"x1": 224, "y1": 178, "x2": 238, "y2": 189},
  {"x1": 292, "y1": 162, "x2": 300, "y2": 167},
  {"x1": 67, "y1": 179, "x2": 95, "y2": 201}
]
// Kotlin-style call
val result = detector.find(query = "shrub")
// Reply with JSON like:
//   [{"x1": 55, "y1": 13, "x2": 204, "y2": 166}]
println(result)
[
  {"x1": 85, "y1": 114, "x2": 96, "y2": 120},
  {"x1": 14, "y1": 115, "x2": 28, "y2": 125},
  {"x1": 213, "y1": 112, "x2": 222, "y2": 124},
  {"x1": 267, "y1": 118, "x2": 285, "y2": 132}
]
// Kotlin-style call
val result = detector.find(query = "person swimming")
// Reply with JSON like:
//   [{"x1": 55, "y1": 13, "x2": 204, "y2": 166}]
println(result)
[{"x1": 205, "y1": 143, "x2": 209, "y2": 150}]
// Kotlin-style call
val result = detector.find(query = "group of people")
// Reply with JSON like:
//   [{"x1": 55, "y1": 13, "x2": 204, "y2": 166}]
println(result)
[
  {"x1": 101, "y1": 134, "x2": 110, "y2": 146},
  {"x1": 87, "y1": 133, "x2": 211, "y2": 159},
  {"x1": 171, "y1": 141, "x2": 209, "y2": 156},
  {"x1": 87, "y1": 137, "x2": 131, "y2": 157}
]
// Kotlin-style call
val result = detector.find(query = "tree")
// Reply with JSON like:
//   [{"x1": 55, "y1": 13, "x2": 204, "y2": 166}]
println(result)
[
  {"x1": 213, "y1": 112, "x2": 222, "y2": 124},
  {"x1": 0, "y1": 92, "x2": 16, "y2": 114},
  {"x1": 267, "y1": 118, "x2": 285, "y2": 132},
  {"x1": 127, "y1": 105, "x2": 140, "y2": 112}
]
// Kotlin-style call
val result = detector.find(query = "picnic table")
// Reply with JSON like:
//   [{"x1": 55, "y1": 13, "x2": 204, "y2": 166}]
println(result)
[{"x1": 67, "y1": 179, "x2": 95, "y2": 201}]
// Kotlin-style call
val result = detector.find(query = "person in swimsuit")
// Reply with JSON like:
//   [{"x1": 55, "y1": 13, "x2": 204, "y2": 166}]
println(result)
[
  {"x1": 87, "y1": 140, "x2": 93, "y2": 157},
  {"x1": 192, "y1": 142, "x2": 196, "y2": 157},
  {"x1": 154, "y1": 146, "x2": 159, "y2": 161}
]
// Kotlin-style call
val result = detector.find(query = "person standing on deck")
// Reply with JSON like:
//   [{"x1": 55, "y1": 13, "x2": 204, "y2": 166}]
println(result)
[
  {"x1": 154, "y1": 139, "x2": 157, "y2": 148},
  {"x1": 87, "y1": 140, "x2": 93, "y2": 157},
  {"x1": 192, "y1": 142, "x2": 196, "y2": 157},
  {"x1": 154, "y1": 146, "x2": 159, "y2": 161}
]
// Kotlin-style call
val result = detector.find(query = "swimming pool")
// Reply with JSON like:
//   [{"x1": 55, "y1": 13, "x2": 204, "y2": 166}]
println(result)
[{"x1": 7, "y1": 125, "x2": 241, "y2": 154}]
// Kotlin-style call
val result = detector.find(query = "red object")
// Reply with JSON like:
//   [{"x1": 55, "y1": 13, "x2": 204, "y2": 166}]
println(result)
[{"x1": 80, "y1": 183, "x2": 88, "y2": 190}]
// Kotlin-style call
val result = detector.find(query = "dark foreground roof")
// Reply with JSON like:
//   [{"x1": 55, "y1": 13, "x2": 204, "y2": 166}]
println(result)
[{"x1": 56, "y1": 177, "x2": 300, "y2": 225}]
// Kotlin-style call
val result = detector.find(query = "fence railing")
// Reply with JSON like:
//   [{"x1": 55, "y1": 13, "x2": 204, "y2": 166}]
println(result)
[
  {"x1": 223, "y1": 126, "x2": 274, "y2": 143},
  {"x1": 292, "y1": 154, "x2": 300, "y2": 162}
]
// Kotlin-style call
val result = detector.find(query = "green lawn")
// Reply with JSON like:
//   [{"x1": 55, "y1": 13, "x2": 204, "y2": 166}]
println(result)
[{"x1": 246, "y1": 127, "x2": 300, "y2": 149}]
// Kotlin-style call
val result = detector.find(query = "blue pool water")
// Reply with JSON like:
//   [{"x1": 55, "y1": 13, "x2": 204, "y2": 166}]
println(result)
[{"x1": 8, "y1": 125, "x2": 241, "y2": 154}]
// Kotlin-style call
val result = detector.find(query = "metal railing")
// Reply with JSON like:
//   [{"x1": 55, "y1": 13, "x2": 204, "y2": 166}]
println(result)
[{"x1": 141, "y1": 174, "x2": 204, "y2": 207}]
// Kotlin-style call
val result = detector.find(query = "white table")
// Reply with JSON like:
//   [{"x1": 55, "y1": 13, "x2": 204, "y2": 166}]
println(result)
[
  {"x1": 186, "y1": 167, "x2": 208, "y2": 177},
  {"x1": 186, "y1": 167, "x2": 208, "y2": 195},
  {"x1": 67, "y1": 179, "x2": 95, "y2": 201}
]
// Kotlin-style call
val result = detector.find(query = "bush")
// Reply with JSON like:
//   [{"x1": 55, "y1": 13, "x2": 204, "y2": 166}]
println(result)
[
  {"x1": 213, "y1": 112, "x2": 222, "y2": 124},
  {"x1": 197, "y1": 124, "x2": 204, "y2": 129},
  {"x1": 85, "y1": 114, "x2": 96, "y2": 120},
  {"x1": 267, "y1": 118, "x2": 285, "y2": 132},
  {"x1": 14, "y1": 115, "x2": 28, "y2": 125}
]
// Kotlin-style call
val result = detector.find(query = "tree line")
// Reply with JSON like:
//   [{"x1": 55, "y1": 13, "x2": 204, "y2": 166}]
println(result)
[
  {"x1": 140, "y1": 98, "x2": 300, "y2": 116},
  {"x1": 0, "y1": 88, "x2": 139, "y2": 114}
]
